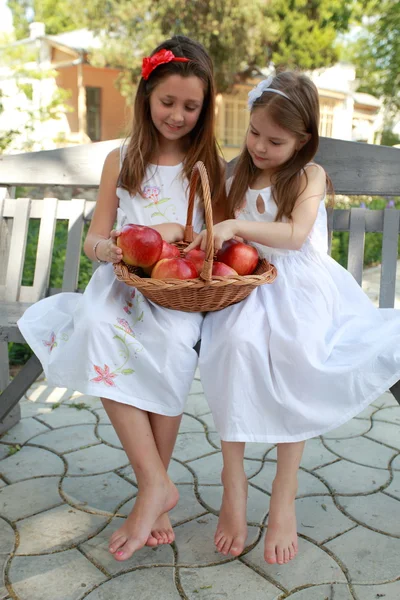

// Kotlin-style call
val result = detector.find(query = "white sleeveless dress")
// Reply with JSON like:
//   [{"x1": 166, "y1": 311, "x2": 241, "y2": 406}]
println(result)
[
  {"x1": 18, "y1": 157, "x2": 204, "y2": 416},
  {"x1": 199, "y1": 183, "x2": 400, "y2": 443}
]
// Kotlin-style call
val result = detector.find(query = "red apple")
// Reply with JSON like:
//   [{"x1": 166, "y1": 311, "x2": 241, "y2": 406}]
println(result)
[
  {"x1": 212, "y1": 261, "x2": 238, "y2": 277},
  {"x1": 151, "y1": 258, "x2": 198, "y2": 280},
  {"x1": 117, "y1": 224, "x2": 163, "y2": 268},
  {"x1": 216, "y1": 239, "x2": 259, "y2": 275},
  {"x1": 185, "y1": 248, "x2": 206, "y2": 275},
  {"x1": 160, "y1": 240, "x2": 181, "y2": 260}
]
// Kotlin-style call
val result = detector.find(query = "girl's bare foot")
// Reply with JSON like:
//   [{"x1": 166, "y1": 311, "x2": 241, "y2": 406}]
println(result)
[
  {"x1": 264, "y1": 478, "x2": 298, "y2": 565},
  {"x1": 214, "y1": 470, "x2": 248, "y2": 557},
  {"x1": 109, "y1": 479, "x2": 179, "y2": 560},
  {"x1": 145, "y1": 513, "x2": 175, "y2": 546}
]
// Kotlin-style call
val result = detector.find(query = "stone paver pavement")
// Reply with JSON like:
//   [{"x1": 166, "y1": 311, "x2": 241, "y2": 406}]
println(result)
[{"x1": 1, "y1": 373, "x2": 400, "y2": 600}]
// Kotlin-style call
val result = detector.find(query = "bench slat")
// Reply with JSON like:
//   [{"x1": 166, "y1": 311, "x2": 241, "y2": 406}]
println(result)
[
  {"x1": 380, "y1": 208, "x2": 399, "y2": 308},
  {"x1": 5, "y1": 198, "x2": 31, "y2": 302},
  {"x1": 62, "y1": 199, "x2": 86, "y2": 292},
  {"x1": 31, "y1": 198, "x2": 58, "y2": 303},
  {"x1": 347, "y1": 208, "x2": 366, "y2": 285}
]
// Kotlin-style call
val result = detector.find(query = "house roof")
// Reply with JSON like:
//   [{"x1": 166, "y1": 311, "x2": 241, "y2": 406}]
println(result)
[
  {"x1": 353, "y1": 92, "x2": 381, "y2": 108},
  {"x1": 46, "y1": 29, "x2": 102, "y2": 53}
]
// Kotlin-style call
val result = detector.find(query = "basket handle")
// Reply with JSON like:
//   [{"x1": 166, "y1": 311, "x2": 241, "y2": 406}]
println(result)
[{"x1": 184, "y1": 161, "x2": 214, "y2": 282}]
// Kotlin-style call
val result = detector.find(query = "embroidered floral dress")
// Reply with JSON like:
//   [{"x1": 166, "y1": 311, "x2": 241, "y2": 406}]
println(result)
[
  {"x1": 199, "y1": 181, "x2": 400, "y2": 442},
  {"x1": 18, "y1": 154, "x2": 204, "y2": 415}
]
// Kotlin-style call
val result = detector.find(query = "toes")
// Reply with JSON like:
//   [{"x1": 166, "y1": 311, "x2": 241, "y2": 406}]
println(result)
[
  {"x1": 109, "y1": 534, "x2": 127, "y2": 554},
  {"x1": 264, "y1": 546, "x2": 277, "y2": 564},
  {"x1": 289, "y1": 543, "x2": 296, "y2": 561},
  {"x1": 145, "y1": 534, "x2": 159, "y2": 547},
  {"x1": 114, "y1": 538, "x2": 142, "y2": 561},
  {"x1": 230, "y1": 536, "x2": 245, "y2": 557},
  {"x1": 220, "y1": 537, "x2": 233, "y2": 556}
]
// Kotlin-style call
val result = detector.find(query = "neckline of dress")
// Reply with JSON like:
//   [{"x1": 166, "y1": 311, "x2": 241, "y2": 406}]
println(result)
[{"x1": 149, "y1": 162, "x2": 183, "y2": 168}]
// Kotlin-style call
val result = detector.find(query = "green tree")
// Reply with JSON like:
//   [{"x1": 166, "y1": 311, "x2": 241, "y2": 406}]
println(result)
[
  {"x1": 347, "y1": 1, "x2": 400, "y2": 111},
  {"x1": 7, "y1": 0, "x2": 85, "y2": 39},
  {"x1": 75, "y1": 0, "x2": 366, "y2": 93}
]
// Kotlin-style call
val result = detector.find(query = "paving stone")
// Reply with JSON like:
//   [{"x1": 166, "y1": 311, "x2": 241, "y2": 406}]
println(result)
[
  {"x1": 80, "y1": 517, "x2": 174, "y2": 575},
  {"x1": 392, "y1": 454, "x2": 400, "y2": 471},
  {"x1": 0, "y1": 477, "x2": 62, "y2": 521},
  {"x1": 199, "y1": 483, "x2": 269, "y2": 525},
  {"x1": 0, "y1": 447, "x2": 64, "y2": 483},
  {"x1": 180, "y1": 561, "x2": 280, "y2": 599},
  {"x1": 207, "y1": 432, "x2": 221, "y2": 449},
  {"x1": 31, "y1": 425, "x2": 100, "y2": 453},
  {"x1": 295, "y1": 496, "x2": 355, "y2": 542},
  {"x1": 244, "y1": 443, "x2": 275, "y2": 460},
  {"x1": 325, "y1": 526, "x2": 400, "y2": 583},
  {"x1": 179, "y1": 414, "x2": 205, "y2": 434},
  {"x1": 62, "y1": 472, "x2": 135, "y2": 514},
  {"x1": 336, "y1": 492, "x2": 400, "y2": 535},
  {"x1": 322, "y1": 418, "x2": 371, "y2": 439},
  {"x1": 185, "y1": 394, "x2": 211, "y2": 417},
  {"x1": 372, "y1": 392, "x2": 399, "y2": 409},
  {"x1": 322, "y1": 437, "x2": 396, "y2": 469},
  {"x1": 65, "y1": 444, "x2": 128, "y2": 475},
  {"x1": 16, "y1": 504, "x2": 108, "y2": 554},
  {"x1": 1, "y1": 418, "x2": 50, "y2": 445},
  {"x1": 386, "y1": 471, "x2": 400, "y2": 499},
  {"x1": 97, "y1": 425, "x2": 122, "y2": 448},
  {"x1": 315, "y1": 460, "x2": 390, "y2": 494},
  {"x1": 353, "y1": 404, "x2": 376, "y2": 420},
  {"x1": 175, "y1": 514, "x2": 260, "y2": 566},
  {"x1": 84, "y1": 569, "x2": 180, "y2": 599},
  {"x1": 20, "y1": 402, "x2": 53, "y2": 419},
  {"x1": 285, "y1": 584, "x2": 352, "y2": 599},
  {"x1": 353, "y1": 581, "x2": 400, "y2": 600},
  {"x1": 189, "y1": 380, "x2": 204, "y2": 395},
  {"x1": 168, "y1": 460, "x2": 195, "y2": 484},
  {"x1": 365, "y1": 421, "x2": 400, "y2": 450},
  {"x1": 269, "y1": 438, "x2": 338, "y2": 471},
  {"x1": 169, "y1": 485, "x2": 207, "y2": 525},
  {"x1": 0, "y1": 479, "x2": 6, "y2": 489},
  {"x1": 198, "y1": 412, "x2": 217, "y2": 432},
  {"x1": 373, "y1": 405, "x2": 400, "y2": 425},
  {"x1": 9, "y1": 549, "x2": 106, "y2": 600},
  {"x1": 36, "y1": 406, "x2": 97, "y2": 428},
  {"x1": 0, "y1": 445, "x2": 10, "y2": 461},
  {"x1": 172, "y1": 433, "x2": 217, "y2": 462},
  {"x1": 94, "y1": 408, "x2": 111, "y2": 425},
  {"x1": 188, "y1": 454, "x2": 261, "y2": 485},
  {"x1": 65, "y1": 394, "x2": 104, "y2": 410},
  {"x1": 25, "y1": 384, "x2": 74, "y2": 404},
  {"x1": 243, "y1": 534, "x2": 346, "y2": 589},
  {"x1": 250, "y1": 462, "x2": 329, "y2": 496},
  {"x1": 0, "y1": 518, "x2": 15, "y2": 600}
]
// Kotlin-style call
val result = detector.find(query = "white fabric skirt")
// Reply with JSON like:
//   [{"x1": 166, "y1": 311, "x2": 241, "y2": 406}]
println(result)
[
  {"x1": 18, "y1": 263, "x2": 203, "y2": 416},
  {"x1": 199, "y1": 248, "x2": 400, "y2": 443}
]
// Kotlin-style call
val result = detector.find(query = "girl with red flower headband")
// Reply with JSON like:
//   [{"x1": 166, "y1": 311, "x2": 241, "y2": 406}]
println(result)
[{"x1": 18, "y1": 36, "x2": 225, "y2": 562}]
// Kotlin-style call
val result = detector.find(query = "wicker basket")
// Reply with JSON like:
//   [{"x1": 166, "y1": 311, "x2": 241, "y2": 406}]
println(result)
[{"x1": 114, "y1": 161, "x2": 277, "y2": 312}]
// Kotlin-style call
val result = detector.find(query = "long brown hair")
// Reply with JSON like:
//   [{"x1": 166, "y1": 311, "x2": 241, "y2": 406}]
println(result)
[
  {"x1": 119, "y1": 36, "x2": 225, "y2": 205},
  {"x1": 227, "y1": 71, "x2": 330, "y2": 221}
]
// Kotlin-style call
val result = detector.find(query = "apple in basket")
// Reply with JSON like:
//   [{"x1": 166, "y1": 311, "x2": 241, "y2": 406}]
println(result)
[
  {"x1": 216, "y1": 239, "x2": 258, "y2": 276},
  {"x1": 185, "y1": 248, "x2": 206, "y2": 275},
  {"x1": 143, "y1": 241, "x2": 181, "y2": 275},
  {"x1": 151, "y1": 258, "x2": 198, "y2": 280},
  {"x1": 212, "y1": 261, "x2": 238, "y2": 277},
  {"x1": 117, "y1": 224, "x2": 163, "y2": 268}
]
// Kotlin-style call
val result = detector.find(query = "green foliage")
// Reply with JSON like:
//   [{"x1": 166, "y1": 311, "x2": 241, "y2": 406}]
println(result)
[
  {"x1": 7, "y1": 0, "x2": 86, "y2": 39},
  {"x1": 381, "y1": 129, "x2": 400, "y2": 148}
]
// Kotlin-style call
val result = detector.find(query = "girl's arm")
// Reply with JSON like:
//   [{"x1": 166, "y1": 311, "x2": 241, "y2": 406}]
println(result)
[{"x1": 186, "y1": 165, "x2": 326, "y2": 252}]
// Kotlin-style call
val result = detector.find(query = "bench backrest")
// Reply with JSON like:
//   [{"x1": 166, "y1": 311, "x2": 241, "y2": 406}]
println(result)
[{"x1": 0, "y1": 137, "x2": 399, "y2": 307}]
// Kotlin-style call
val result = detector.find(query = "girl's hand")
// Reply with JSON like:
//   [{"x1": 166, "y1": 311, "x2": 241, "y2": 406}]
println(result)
[
  {"x1": 96, "y1": 230, "x2": 123, "y2": 263},
  {"x1": 153, "y1": 223, "x2": 185, "y2": 243},
  {"x1": 184, "y1": 220, "x2": 238, "y2": 253}
]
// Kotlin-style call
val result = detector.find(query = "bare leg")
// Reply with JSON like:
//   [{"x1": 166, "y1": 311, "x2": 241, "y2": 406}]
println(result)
[
  {"x1": 102, "y1": 398, "x2": 179, "y2": 561},
  {"x1": 264, "y1": 441, "x2": 305, "y2": 565},
  {"x1": 146, "y1": 412, "x2": 182, "y2": 545},
  {"x1": 214, "y1": 441, "x2": 248, "y2": 556}
]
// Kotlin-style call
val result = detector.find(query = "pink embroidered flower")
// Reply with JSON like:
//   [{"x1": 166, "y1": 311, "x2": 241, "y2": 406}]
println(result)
[
  {"x1": 117, "y1": 318, "x2": 134, "y2": 335},
  {"x1": 123, "y1": 306, "x2": 131, "y2": 314},
  {"x1": 130, "y1": 290, "x2": 136, "y2": 299},
  {"x1": 143, "y1": 186, "x2": 161, "y2": 204},
  {"x1": 43, "y1": 332, "x2": 57, "y2": 353},
  {"x1": 91, "y1": 364, "x2": 117, "y2": 386}
]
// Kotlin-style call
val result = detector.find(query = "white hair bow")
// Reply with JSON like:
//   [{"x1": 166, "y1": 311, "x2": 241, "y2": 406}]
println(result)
[{"x1": 247, "y1": 76, "x2": 290, "y2": 109}]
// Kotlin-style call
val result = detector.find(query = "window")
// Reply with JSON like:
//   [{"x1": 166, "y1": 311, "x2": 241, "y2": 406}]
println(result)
[
  {"x1": 86, "y1": 87, "x2": 101, "y2": 141},
  {"x1": 222, "y1": 95, "x2": 249, "y2": 147},
  {"x1": 319, "y1": 100, "x2": 335, "y2": 138}
]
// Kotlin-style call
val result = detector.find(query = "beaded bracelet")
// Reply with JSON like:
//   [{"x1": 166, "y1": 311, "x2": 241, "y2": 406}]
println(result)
[{"x1": 93, "y1": 239, "x2": 107, "y2": 264}]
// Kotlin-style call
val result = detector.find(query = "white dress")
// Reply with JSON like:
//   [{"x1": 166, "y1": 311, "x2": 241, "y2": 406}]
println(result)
[
  {"x1": 18, "y1": 156, "x2": 204, "y2": 416},
  {"x1": 199, "y1": 183, "x2": 400, "y2": 443}
]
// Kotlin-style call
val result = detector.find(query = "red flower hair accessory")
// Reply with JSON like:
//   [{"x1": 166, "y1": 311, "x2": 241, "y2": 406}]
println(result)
[{"x1": 142, "y1": 49, "x2": 190, "y2": 80}]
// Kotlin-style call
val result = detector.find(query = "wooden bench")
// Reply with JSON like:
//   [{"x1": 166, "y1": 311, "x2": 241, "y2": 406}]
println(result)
[{"x1": 1, "y1": 137, "x2": 399, "y2": 433}]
